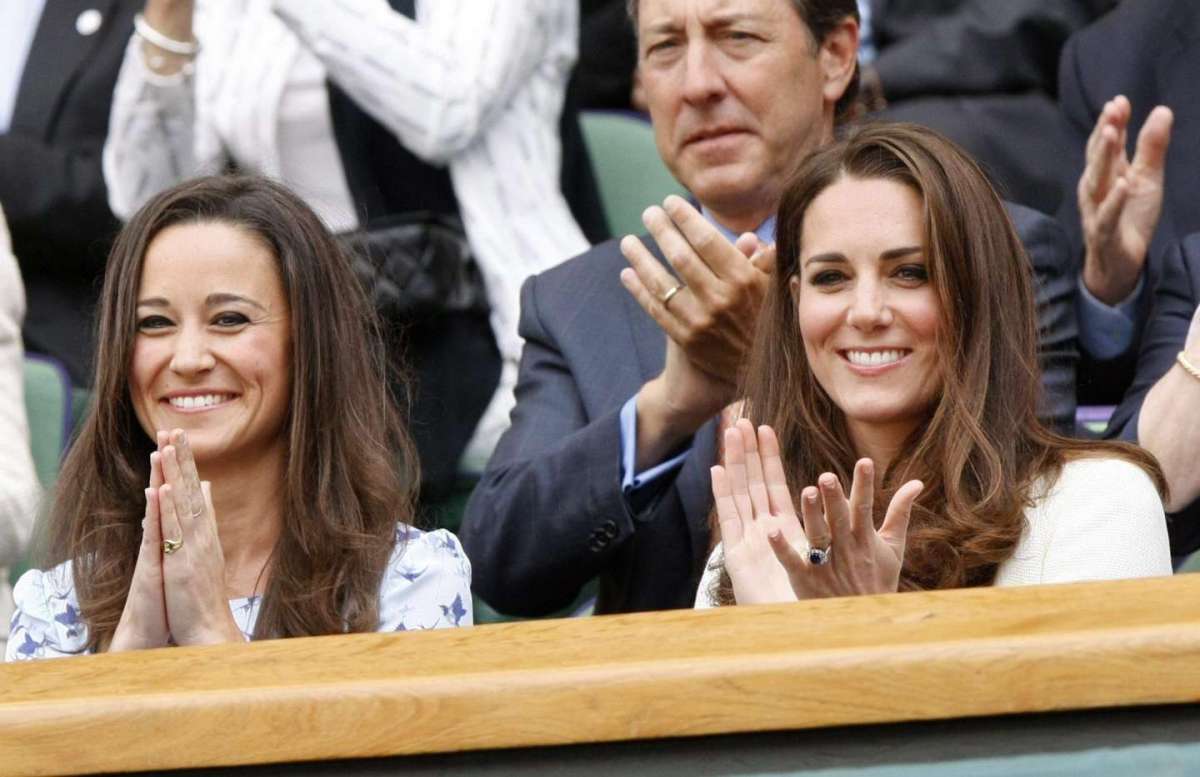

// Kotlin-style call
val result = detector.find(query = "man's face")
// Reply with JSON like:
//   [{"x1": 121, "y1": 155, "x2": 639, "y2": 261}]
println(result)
[{"x1": 636, "y1": 0, "x2": 854, "y2": 229}]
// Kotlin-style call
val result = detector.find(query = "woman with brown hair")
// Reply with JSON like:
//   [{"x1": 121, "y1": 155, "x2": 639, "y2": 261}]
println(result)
[
  {"x1": 7, "y1": 175, "x2": 471, "y2": 660},
  {"x1": 698, "y1": 124, "x2": 1171, "y2": 607}
]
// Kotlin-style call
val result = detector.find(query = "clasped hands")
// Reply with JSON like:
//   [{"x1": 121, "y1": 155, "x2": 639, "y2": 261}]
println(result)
[
  {"x1": 712, "y1": 420, "x2": 924, "y2": 604},
  {"x1": 110, "y1": 429, "x2": 244, "y2": 651}
]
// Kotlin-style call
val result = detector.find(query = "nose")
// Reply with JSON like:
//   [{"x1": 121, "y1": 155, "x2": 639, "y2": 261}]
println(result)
[
  {"x1": 846, "y1": 279, "x2": 894, "y2": 332},
  {"x1": 681, "y1": 40, "x2": 726, "y2": 105},
  {"x1": 169, "y1": 324, "x2": 216, "y2": 376}
]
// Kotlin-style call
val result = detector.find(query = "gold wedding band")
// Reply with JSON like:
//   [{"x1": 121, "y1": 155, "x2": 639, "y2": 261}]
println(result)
[
  {"x1": 660, "y1": 283, "x2": 685, "y2": 306},
  {"x1": 163, "y1": 537, "x2": 183, "y2": 555}
]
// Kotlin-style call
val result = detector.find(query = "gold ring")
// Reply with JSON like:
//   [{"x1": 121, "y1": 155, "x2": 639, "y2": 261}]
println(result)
[
  {"x1": 163, "y1": 537, "x2": 183, "y2": 555},
  {"x1": 660, "y1": 283, "x2": 685, "y2": 306}
]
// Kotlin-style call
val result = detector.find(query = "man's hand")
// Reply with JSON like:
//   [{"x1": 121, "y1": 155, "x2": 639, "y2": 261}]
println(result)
[
  {"x1": 1079, "y1": 95, "x2": 1172, "y2": 305},
  {"x1": 619, "y1": 196, "x2": 773, "y2": 468}
]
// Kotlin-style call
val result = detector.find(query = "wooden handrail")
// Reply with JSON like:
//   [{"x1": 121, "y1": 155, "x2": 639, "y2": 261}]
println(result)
[{"x1": 3, "y1": 575, "x2": 1199, "y2": 775}]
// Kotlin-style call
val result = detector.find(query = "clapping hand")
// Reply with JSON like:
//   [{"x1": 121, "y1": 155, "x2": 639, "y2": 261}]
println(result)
[
  {"x1": 712, "y1": 420, "x2": 923, "y2": 605},
  {"x1": 1079, "y1": 96, "x2": 1173, "y2": 305}
]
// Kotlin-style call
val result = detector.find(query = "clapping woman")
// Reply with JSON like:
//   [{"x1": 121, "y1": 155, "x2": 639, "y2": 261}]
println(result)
[
  {"x1": 8, "y1": 176, "x2": 471, "y2": 660},
  {"x1": 698, "y1": 124, "x2": 1172, "y2": 607}
]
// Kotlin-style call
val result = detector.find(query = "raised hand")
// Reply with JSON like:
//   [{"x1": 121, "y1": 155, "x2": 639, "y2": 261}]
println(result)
[
  {"x1": 620, "y1": 196, "x2": 774, "y2": 467},
  {"x1": 711, "y1": 420, "x2": 808, "y2": 605},
  {"x1": 1079, "y1": 96, "x2": 1173, "y2": 305},
  {"x1": 770, "y1": 459, "x2": 923, "y2": 600},
  {"x1": 110, "y1": 446, "x2": 170, "y2": 652},
  {"x1": 158, "y1": 429, "x2": 245, "y2": 645}
]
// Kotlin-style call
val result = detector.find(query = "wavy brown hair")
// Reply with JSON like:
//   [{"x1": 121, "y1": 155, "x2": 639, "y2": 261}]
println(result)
[
  {"x1": 714, "y1": 123, "x2": 1162, "y2": 602},
  {"x1": 46, "y1": 175, "x2": 419, "y2": 651}
]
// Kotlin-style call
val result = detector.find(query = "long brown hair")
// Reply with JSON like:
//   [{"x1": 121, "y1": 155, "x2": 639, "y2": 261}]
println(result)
[
  {"x1": 47, "y1": 175, "x2": 419, "y2": 650},
  {"x1": 716, "y1": 123, "x2": 1162, "y2": 601}
]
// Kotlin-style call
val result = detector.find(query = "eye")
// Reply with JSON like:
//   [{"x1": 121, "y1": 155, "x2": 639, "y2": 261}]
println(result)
[
  {"x1": 893, "y1": 263, "x2": 929, "y2": 283},
  {"x1": 644, "y1": 39, "x2": 678, "y2": 59},
  {"x1": 137, "y1": 315, "x2": 173, "y2": 332},
  {"x1": 810, "y1": 269, "x2": 847, "y2": 287},
  {"x1": 212, "y1": 311, "x2": 251, "y2": 328}
]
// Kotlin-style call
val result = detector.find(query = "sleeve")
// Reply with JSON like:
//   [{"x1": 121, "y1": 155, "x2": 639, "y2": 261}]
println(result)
[
  {"x1": 1012, "y1": 203, "x2": 1078, "y2": 433},
  {"x1": 693, "y1": 544, "x2": 722, "y2": 609},
  {"x1": 102, "y1": 35, "x2": 221, "y2": 221},
  {"x1": 271, "y1": 0, "x2": 566, "y2": 163},
  {"x1": 1037, "y1": 459, "x2": 1173, "y2": 584},
  {"x1": 0, "y1": 210, "x2": 39, "y2": 570},
  {"x1": 6, "y1": 565, "x2": 88, "y2": 661},
  {"x1": 459, "y1": 272, "x2": 643, "y2": 616},
  {"x1": 872, "y1": 0, "x2": 1104, "y2": 100},
  {"x1": 1076, "y1": 276, "x2": 1141, "y2": 361},
  {"x1": 377, "y1": 528, "x2": 474, "y2": 631}
]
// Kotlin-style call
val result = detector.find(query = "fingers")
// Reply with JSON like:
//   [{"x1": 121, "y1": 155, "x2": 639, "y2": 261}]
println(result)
[
  {"x1": 619, "y1": 240, "x2": 690, "y2": 343},
  {"x1": 139, "y1": 487, "x2": 163, "y2": 560},
  {"x1": 159, "y1": 483, "x2": 183, "y2": 550},
  {"x1": 767, "y1": 529, "x2": 808, "y2": 582},
  {"x1": 1131, "y1": 105, "x2": 1173, "y2": 180},
  {"x1": 847, "y1": 459, "x2": 876, "y2": 540},
  {"x1": 660, "y1": 195, "x2": 749, "y2": 282},
  {"x1": 749, "y1": 243, "x2": 776, "y2": 276},
  {"x1": 800, "y1": 485, "x2": 831, "y2": 551},
  {"x1": 1092, "y1": 177, "x2": 1130, "y2": 241},
  {"x1": 170, "y1": 429, "x2": 207, "y2": 520},
  {"x1": 757, "y1": 424, "x2": 798, "y2": 520},
  {"x1": 736, "y1": 419, "x2": 771, "y2": 518},
  {"x1": 734, "y1": 232, "x2": 760, "y2": 260},
  {"x1": 1084, "y1": 123, "x2": 1121, "y2": 203},
  {"x1": 723, "y1": 427, "x2": 755, "y2": 527},
  {"x1": 878, "y1": 479, "x2": 924, "y2": 559},
  {"x1": 818, "y1": 472, "x2": 853, "y2": 547},
  {"x1": 711, "y1": 466, "x2": 745, "y2": 548}
]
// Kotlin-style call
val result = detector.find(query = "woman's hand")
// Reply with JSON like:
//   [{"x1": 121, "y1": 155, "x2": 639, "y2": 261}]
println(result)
[
  {"x1": 110, "y1": 449, "x2": 170, "y2": 652},
  {"x1": 158, "y1": 429, "x2": 245, "y2": 646},
  {"x1": 773, "y1": 459, "x2": 923, "y2": 600},
  {"x1": 711, "y1": 420, "x2": 809, "y2": 605}
]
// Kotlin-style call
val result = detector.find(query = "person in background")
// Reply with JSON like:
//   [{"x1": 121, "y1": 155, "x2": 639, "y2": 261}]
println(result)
[
  {"x1": 699, "y1": 125, "x2": 1170, "y2": 608},
  {"x1": 1057, "y1": 0, "x2": 1198, "y2": 406},
  {"x1": 0, "y1": 1, "x2": 138, "y2": 385},
  {"x1": 0, "y1": 205, "x2": 41, "y2": 656},
  {"x1": 7, "y1": 176, "x2": 471, "y2": 661},
  {"x1": 104, "y1": 0, "x2": 597, "y2": 499},
  {"x1": 461, "y1": 0, "x2": 1076, "y2": 617}
]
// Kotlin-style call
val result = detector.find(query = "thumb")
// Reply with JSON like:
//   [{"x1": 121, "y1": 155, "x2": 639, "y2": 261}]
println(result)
[
  {"x1": 735, "y1": 232, "x2": 760, "y2": 259},
  {"x1": 878, "y1": 480, "x2": 923, "y2": 558},
  {"x1": 1132, "y1": 105, "x2": 1172, "y2": 179},
  {"x1": 750, "y1": 243, "x2": 776, "y2": 275}
]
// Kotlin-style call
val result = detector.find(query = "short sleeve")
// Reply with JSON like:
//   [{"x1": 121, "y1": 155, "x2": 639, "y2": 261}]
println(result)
[
  {"x1": 6, "y1": 563, "x2": 90, "y2": 661},
  {"x1": 377, "y1": 526, "x2": 473, "y2": 631}
]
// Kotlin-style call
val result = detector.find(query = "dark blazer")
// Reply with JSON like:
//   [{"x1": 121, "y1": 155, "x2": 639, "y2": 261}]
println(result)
[
  {"x1": 2, "y1": 1, "x2": 138, "y2": 384},
  {"x1": 1107, "y1": 233, "x2": 1200, "y2": 556},
  {"x1": 460, "y1": 203, "x2": 1077, "y2": 616},
  {"x1": 1056, "y1": 0, "x2": 1200, "y2": 405}
]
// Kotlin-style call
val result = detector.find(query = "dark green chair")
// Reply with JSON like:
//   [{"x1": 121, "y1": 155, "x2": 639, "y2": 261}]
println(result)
[{"x1": 580, "y1": 110, "x2": 687, "y2": 238}]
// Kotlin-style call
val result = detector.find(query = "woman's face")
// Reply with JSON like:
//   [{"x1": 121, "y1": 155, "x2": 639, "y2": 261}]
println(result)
[
  {"x1": 789, "y1": 175, "x2": 942, "y2": 442},
  {"x1": 130, "y1": 221, "x2": 292, "y2": 465}
]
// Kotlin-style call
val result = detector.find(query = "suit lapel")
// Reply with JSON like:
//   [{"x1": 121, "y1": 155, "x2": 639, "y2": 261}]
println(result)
[
  {"x1": 1157, "y1": 19, "x2": 1200, "y2": 247},
  {"x1": 12, "y1": 0, "x2": 119, "y2": 138}
]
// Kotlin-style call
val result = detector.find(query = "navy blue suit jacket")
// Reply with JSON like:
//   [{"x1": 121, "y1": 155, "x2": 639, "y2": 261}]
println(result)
[{"x1": 460, "y1": 203, "x2": 1077, "y2": 616}]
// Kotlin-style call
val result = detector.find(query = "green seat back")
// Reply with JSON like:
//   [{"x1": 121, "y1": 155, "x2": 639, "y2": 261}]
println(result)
[
  {"x1": 580, "y1": 111, "x2": 687, "y2": 238},
  {"x1": 23, "y1": 356, "x2": 73, "y2": 489}
]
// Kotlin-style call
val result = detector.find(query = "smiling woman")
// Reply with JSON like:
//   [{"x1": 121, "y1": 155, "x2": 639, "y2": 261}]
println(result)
[
  {"x1": 698, "y1": 123, "x2": 1172, "y2": 608},
  {"x1": 6, "y1": 176, "x2": 473, "y2": 661}
]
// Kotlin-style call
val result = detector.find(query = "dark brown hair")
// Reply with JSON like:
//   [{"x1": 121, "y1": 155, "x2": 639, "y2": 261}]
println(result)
[
  {"x1": 714, "y1": 123, "x2": 1163, "y2": 602},
  {"x1": 627, "y1": 0, "x2": 861, "y2": 121},
  {"x1": 47, "y1": 175, "x2": 419, "y2": 650}
]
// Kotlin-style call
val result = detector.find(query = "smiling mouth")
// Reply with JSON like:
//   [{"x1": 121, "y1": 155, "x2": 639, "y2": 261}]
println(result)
[
  {"x1": 164, "y1": 393, "x2": 236, "y2": 411},
  {"x1": 840, "y1": 349, "x2": 912, "y2": 368}
]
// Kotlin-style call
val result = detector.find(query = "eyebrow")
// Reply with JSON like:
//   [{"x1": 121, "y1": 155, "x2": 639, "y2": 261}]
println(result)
[
  {"x1": 803, "y1": 246, "x2": 923, "y2": 267},
  {"x1": 136, "y1": 293, "x2": 268, "y2": 312},
  {"x1": 642, "y1": 11, "x2": 758, "y2": 37}
]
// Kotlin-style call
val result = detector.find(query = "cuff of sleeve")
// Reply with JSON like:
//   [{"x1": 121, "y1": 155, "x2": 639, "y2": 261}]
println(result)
[
  {"x1": 1077, "y1": 274, "x2": 1142, "y2": 360},
  {"x1": 619, "y1": 394, "x2": 691, "y2": 495}
]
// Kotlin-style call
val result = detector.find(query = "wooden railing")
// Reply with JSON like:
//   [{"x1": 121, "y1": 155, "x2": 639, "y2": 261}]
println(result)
[{"x1": 3, "y1": 574, "x2": 1199, "y2": 775}]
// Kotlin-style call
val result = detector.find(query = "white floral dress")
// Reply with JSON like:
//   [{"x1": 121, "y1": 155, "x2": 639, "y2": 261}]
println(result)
[{"x1": 6, "y1": 525, "x2": 472, "y2": 661}]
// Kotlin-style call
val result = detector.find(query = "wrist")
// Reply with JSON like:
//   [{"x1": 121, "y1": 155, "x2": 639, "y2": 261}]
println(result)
[
  {"x1": 1082, "y1": 250, "x2": 1142, "y2": 306},
  {"x1": 635, "y1": 378, "x2": 710, "y2": 470}
]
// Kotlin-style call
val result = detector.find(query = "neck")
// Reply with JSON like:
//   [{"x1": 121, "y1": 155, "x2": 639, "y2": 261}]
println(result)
[
  {"x1": 196, "y1": 445, "x2": 286, "y2": 597},
  {"x1": 707, "y1": 206, "x2": 774, "y2": 238},
  {"x1": 846, "y1": 419, "x2": 919, "y2": 474}
]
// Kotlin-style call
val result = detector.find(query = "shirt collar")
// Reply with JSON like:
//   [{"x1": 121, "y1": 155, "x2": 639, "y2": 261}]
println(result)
[{"x1": 700, "y1": 208, "x2": 776, "y2": 245}]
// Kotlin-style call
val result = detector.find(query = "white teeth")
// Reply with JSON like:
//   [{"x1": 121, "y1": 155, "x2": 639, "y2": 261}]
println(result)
[
  {"x1": 168, "y1": 394, "x2": 231, "y2": 409},
  {"x1": 845, "y1": 350, "x2": 906, "y2": 367}
]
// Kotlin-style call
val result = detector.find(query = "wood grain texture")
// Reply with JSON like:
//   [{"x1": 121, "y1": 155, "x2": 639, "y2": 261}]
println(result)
[{"x1": 2, "y1": 575, "x2": 1199, "y2": 775}]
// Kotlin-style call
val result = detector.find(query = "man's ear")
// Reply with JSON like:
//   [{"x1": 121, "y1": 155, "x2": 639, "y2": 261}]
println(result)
[{"x1": 818, "y1": 17, "x2": 860, "y2": 105}]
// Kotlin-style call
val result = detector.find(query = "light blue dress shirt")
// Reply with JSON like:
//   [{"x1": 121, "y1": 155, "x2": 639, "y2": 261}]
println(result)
[{"x1": 1076, "y1": 274, "x2": 1141, "y2": 361}]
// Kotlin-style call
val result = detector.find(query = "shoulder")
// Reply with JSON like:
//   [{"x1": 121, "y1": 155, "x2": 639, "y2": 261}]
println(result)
[
  {"x1": 376, "y1": 526, "x2": 473, "y2": 631},
  {"x1": 1034, "y1": 456, "x2": 1163, "y2": 524},
  {"x1": 532, "y1": 237, "x2": 630, "y2": 299},
  {"x1": 1003, "y1": 201, "x2": 1068, "y2": 270},
  {"x1": 6, "y1": 562, "x2": 88, "y2": 661}
]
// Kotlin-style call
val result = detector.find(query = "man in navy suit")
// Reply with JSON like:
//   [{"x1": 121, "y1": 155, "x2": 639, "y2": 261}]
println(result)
[
  {"x1": 461, "y1": 0, "x2": 1076, "y2": 615},
  {"x1": 0, "y1": 1, "x2": 137, "y2": 385},
  {"x1": 1057, "y1": 0, "x2": 1200, "y2": 406}
]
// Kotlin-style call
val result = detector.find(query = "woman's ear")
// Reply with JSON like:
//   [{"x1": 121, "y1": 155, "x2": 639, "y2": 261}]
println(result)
[
  {"x1": 818, "y1": 18, "x2": 860, "y2": 106},
  {"x1": 788, "y1": 274, "x2": 803, "y2": 310}
]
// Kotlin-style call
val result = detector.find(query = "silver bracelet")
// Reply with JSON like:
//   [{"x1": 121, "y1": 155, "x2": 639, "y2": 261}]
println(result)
[{"x1": 133, "y1": 12, "x2": 200, "y2": 56}]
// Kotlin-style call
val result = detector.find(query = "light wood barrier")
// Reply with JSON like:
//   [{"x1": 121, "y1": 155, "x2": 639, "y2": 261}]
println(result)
[{"x1": 2, "y1": 575, "x2": 1199, "y2": 775}]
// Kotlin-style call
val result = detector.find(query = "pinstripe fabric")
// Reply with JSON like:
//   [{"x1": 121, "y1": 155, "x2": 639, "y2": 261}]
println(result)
[{"x1": 103, "y1": 0, "x2": 589, "y2": 458}]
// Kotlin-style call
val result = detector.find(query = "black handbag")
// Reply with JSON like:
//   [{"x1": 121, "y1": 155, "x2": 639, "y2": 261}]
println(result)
[{"x1": 341, "y1": 212, "x2": 490, "y2": 321}]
